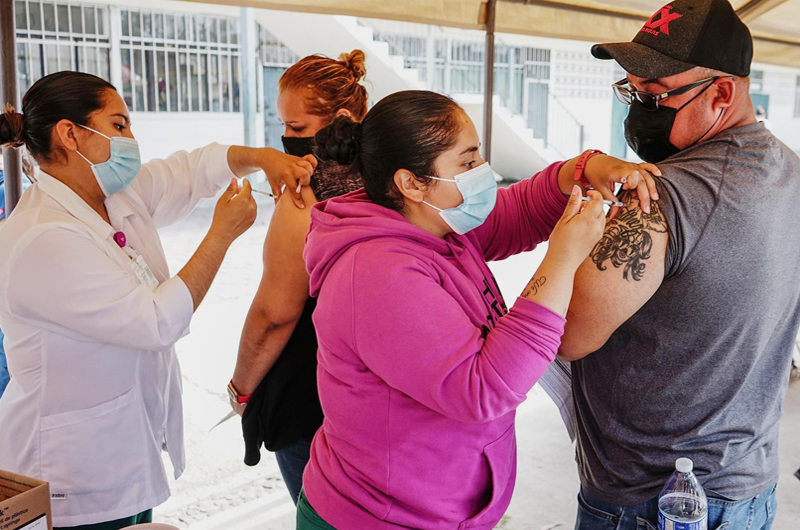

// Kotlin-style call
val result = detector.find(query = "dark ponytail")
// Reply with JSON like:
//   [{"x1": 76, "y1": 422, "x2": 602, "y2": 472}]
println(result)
[
  {"x1": 315, "y1": 90, "x2": 464, "y2": 212},
  {"x1": 1, "y1": 71, "x2": 116, "y2": 163},
  {"x1": 315, "y1": 116, "x2": 362, "y2": 166},
  {"x1": 0, "y1": 104, "x2": 25, "y2": 148}
]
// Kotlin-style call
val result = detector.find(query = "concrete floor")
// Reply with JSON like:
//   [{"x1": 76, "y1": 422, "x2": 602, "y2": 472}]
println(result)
[{"x1": 153, "y1": 202, "x2": 800, "y2": 529}]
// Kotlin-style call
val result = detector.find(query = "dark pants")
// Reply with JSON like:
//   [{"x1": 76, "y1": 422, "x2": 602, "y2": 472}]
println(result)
[
  {"x1": 0, "y1": 328, "x2": 10, "y2": 398},
  {"x1": 575, "y1": 485, "x2": 778, "y2": 530},
  {"x1": 296, "y1": 489, "x2": 337, "y2": 529},
  {"x1": 275, "y1": 437, "x2": 312, "y2": 505},
  {"x1": 54, "y1": 509, "x2": 152, "y2": 530}
]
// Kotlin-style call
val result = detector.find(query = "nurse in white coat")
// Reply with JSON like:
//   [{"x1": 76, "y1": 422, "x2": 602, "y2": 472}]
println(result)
[{"x1": 0, "y1": 71, "x2": 316, "y2": 529}]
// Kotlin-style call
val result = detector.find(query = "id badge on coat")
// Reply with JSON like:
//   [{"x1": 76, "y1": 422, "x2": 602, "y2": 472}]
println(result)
[{"x1": 126, "y1": 248, "x2": 160, "y2": 292}]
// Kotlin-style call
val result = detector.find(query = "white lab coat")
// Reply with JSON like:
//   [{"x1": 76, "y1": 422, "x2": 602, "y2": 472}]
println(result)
[{"x1": 0, "y1": 143, "x2": 235, "y2": 527}]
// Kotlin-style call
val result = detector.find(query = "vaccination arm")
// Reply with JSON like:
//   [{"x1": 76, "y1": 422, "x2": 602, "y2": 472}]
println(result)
[
  {"x1": 230, "y1": 185, "x2": 319, "y2": 408},
  {"x1": 558, "y1": 189, "x2": 668, "y2": 360},
  {"x1": 131, "y1": 144, "x2": 315, "y2": 229},
  {"x1": 475, "y1": 154, "x2": 659, "y2": 262}
]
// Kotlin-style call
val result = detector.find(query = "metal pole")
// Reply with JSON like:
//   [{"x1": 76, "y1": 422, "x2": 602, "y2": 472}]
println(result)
[
  {"x1": 240, "y1": 7, "x2": 258, "y2": 148},
  {"x1": 1, "y1": 0, "x2": 23, "y2": 216},
  {"x1": 444, "y1": 36, "x2": 452, "y2": 92},
  {"x1": 482, "y1": 0, "x2": 497, "y2": 164},
  {"x1": 109, "y1": 6, "x2": 123, "y2": 93},
  {"x1": 507, "y1": 46, "x2": 515, "y2": 112},
  {"x1": 426, "y1": 25, "x2": 435, "y2": 91}
]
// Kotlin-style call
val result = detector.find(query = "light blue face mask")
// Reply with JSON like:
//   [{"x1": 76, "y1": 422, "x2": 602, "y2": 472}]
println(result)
[
  {"x1": 75, "y1": 124, "x2": 142, "y2": 197},
  {"x1": 423, "y1": 161, "x2": 498, "y2": 235}
]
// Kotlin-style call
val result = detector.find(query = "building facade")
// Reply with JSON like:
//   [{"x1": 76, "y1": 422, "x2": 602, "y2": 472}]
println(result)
[
  {"x1": 11, "y1": 0, "x2": 800, "y2": 176},
  {"x1": 13, "y1": 0, "x2": 279, "y2": 163}
]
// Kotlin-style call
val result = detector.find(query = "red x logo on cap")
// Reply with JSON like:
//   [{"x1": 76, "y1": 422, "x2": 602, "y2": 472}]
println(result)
[{"x1": 642, "y1": 5, "x2": 683, "y2": 36}]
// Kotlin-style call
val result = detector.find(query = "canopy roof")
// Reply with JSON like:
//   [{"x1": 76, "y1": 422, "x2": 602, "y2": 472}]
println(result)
[{"x1": 184, "y1": 0, "x2": 800, "y2": 69}]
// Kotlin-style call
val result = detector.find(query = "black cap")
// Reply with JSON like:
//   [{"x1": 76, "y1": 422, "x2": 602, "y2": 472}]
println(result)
[{"x1": 592, "y1": 0, "x2": 752, "y2": 79}]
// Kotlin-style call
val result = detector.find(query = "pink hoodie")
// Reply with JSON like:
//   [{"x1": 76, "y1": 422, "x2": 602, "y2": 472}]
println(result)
[{"x1": 303, "y1": 162, "x2": 569, "y2": 529}]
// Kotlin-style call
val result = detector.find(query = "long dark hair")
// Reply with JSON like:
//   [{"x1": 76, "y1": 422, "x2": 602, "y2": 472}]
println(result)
[
  {"x1": 0, "y1": 71, "x2": 116, "y2": 163},
  {"x1": 314, "y1": 90, "x2": 464, "y2": 212}
]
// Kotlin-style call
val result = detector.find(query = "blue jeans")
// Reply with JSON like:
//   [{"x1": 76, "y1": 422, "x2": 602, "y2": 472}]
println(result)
[
  {"x1": 575, "y1": 484, "x2": 777, "y2": 530},
  {"x1": 0, "y1": 329, "x2": 9, "y2": 398},
  {"x1": 275, "y1": 437, "x2": 312, "y2": 505}
]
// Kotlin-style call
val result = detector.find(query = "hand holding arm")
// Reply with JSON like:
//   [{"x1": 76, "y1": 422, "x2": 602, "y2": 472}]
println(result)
[
  {"x1": 558, "y1": 153, "x2": 661, "y2": 218},
  {"x1": 226, "y1": 146, "x2": 317, "y2": 209}
]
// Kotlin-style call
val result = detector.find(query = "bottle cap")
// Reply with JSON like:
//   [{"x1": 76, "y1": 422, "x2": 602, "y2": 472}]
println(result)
[{"x1": 676, "y1": 457, "x2": 693, "y2": 473}]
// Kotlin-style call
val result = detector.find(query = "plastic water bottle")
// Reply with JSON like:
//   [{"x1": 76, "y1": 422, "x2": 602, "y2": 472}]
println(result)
[{"x1": 657, "y1": 458, "x2": 708, "y2": 530}]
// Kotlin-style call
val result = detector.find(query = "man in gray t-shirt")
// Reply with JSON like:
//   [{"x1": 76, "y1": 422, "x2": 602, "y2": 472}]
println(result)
[{"x1": 559, "y1": 1, "x2": 800, "y2": 529}]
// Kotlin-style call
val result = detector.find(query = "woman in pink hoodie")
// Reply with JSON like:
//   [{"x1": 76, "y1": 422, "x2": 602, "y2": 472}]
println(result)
[{"x1": 300, "y1": 91, "x2": 659, "y2": 529}]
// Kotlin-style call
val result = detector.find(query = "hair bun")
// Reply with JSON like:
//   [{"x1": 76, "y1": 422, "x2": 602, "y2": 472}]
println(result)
[
  {"x1": 315, "y1": 116, "x2": 361, "y2": 166},
  {"x1": 339, "y1": 50, "x2": 367, "y2": 82},
  {"x1": 0, "y1": 103, "x2": 25, "y2": 148}
]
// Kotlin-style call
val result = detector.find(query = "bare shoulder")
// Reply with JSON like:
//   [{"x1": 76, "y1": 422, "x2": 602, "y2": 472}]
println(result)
[
  {"x1": 274, "y1": 186, "x2": 318, "y2": 218},
  {"x1": 263, "y1": 187, "x2": 319, "y2": 261}
]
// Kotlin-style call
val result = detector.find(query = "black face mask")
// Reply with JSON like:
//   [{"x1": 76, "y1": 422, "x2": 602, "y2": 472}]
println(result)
[
  {"x1": 624, "y1": 101, "x2": 682, "y2": 163},
  {"x1": 281, "y1": 136, "x2": 316, "y2": 158},
  {"x1": 624, "y1": 82, "x2": 718, "y2": 164}
]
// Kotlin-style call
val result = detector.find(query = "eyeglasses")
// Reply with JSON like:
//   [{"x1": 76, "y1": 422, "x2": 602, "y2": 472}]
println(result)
[{"x1": 612, "y1": 76, "x2": 724, "y2": 111}]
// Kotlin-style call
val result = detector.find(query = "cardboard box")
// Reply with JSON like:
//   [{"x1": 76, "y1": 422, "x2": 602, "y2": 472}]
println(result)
[{"x1": 0, "y1": 470, "x2": 52, "y2": 530}]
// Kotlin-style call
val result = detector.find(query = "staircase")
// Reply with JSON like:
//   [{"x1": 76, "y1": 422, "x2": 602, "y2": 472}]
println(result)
[{"x1": 254, "y1": 11, "x2": 585, "y2": 181}]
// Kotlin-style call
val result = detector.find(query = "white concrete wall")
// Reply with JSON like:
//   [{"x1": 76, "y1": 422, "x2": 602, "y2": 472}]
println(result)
[
  {"x1": 131, "y1": 112, "x2": 245, "y2": 162},
  {"x1": 460, "y1": 97, "x2": 550, "y2": 180},
  {"x1": 498, "y1": 33, "x2": 800, "y2": 157},
  {"x1": 556, "y1": 98, "x2": 614, "y2": 153},
  {"x1": 254, "y1": 11, "x2": 424, "y2": 105},
  {"x1": 549, "y1": 47, "x2": 618, "y2": 156},
  {"x1": 756, "y1": 63, "x2": 800, "y2": 153}
]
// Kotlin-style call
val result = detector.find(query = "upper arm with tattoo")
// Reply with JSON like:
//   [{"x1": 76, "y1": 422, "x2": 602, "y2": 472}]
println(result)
[
  {"x1": 591, "y1": 196, "x2": 668, "y2": 281},
  {"x1": 559, "y1": 190, "x2": 669, "y2": 360}
]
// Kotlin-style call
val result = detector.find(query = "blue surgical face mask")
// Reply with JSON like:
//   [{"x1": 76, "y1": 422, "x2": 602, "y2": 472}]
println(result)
[
  {"x1": 422, "y1": 161, "x2": 498, "y2": 235},
  {"x1": 75, "y1": 124, "x2": 142, "y2": 196}
]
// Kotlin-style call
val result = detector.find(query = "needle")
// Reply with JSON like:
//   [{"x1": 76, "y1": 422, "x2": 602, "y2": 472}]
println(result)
[
  {"x1": 238, "y1": 178, "x2": 302, "y2": 199},
  {"x1": 237, "y1": 178, "x2": 276, "y2": 198},
  {"x1": 582, "y1": 197, "x2": 626, "y2": 208}
]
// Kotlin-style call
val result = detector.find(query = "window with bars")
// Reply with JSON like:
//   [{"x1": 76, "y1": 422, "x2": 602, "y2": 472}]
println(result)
[
  {"x1": 120, "y1": 9, "x2": 241, "y2": 113},
  {"x1": 15, "y1": 0, "x2": 111, "y2": 93},
  {"x1": 366, "y1": 25, "x2": 550, "y2": 105},
  {"x1": 751, "y1": 70, "x2": 764, "y2": 93},
  {"x1": 258, "y1": 25, "x2": 298, "y2": 68},
  {"x1": 258, "y1": 25, "x2": 298, "y2": 149}
]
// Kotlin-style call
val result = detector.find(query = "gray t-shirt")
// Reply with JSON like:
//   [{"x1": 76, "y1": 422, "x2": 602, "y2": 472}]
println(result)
[{"x1": 573, "y1": 122, "x2": 800, "y2": 505}]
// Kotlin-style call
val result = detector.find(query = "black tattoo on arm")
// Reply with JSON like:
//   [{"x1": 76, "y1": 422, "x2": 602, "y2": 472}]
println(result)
[
  {"x1": 522, "y1": 276, "x2": 547, "y2": 298},
  {"x1": 591, "y1": 190, "x2": 667, "y2": 282}
]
